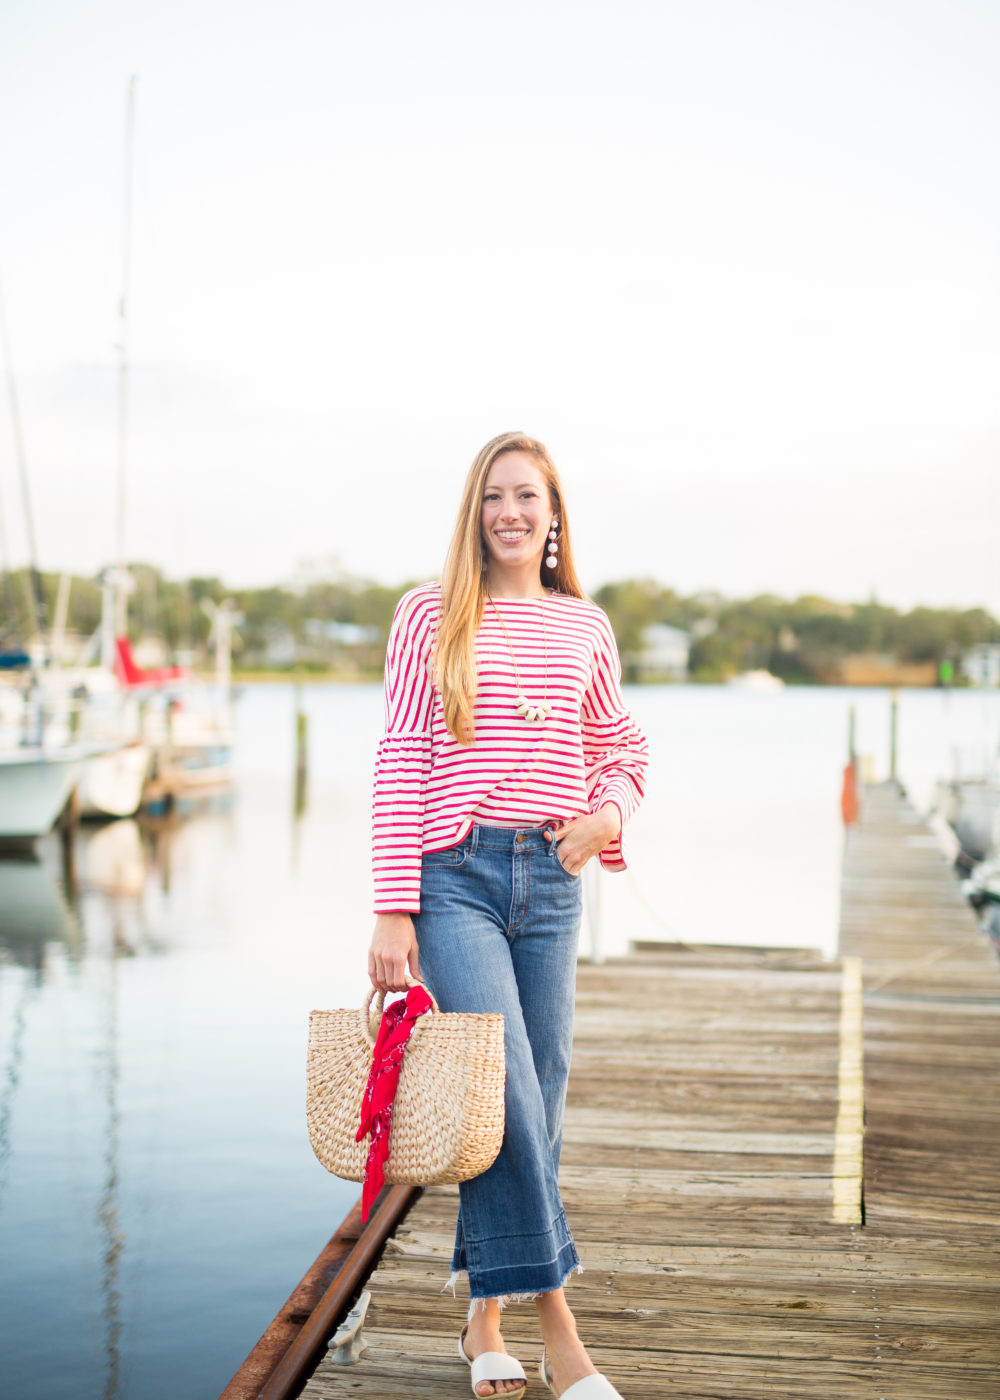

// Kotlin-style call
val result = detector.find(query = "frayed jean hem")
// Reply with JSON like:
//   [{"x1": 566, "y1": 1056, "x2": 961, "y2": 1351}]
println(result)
[{"x1": 442, "y1": 1262, "x2": 585, "y2": 1319}]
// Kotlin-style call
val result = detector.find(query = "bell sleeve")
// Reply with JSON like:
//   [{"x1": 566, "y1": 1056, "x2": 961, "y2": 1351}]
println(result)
[
  {"x1": 582, "y1": 609, "x2": 649, "y2": 872},
  {"x1": 371, "y1": 591, "x2": 437, "y2": 913}
]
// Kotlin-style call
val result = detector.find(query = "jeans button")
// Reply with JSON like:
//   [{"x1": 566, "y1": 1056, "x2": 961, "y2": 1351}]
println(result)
[{"x1": 516, "y1": 833, "x2": 525, "y2": 844}]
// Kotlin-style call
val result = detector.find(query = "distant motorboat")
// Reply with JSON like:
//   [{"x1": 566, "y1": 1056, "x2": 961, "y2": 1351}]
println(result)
[
  {"x1": 961, "y1": 854, "x2": 1000, "y2": 947},
  {"x1": 937, "y1": 779, "x2": 1000, "y2": 863},
  {"x1": 726, "y1": 670, "x2": 786, "y2": 693},
  {"x1": 140, "y1": 702, "x2": 235, "y2": 804},
  {"x1": 962, "y1": 855, "x2": 1000, "y2": 907},
  {"x1": 116, "y1": 628, "x2": 238, "y2": 804}
]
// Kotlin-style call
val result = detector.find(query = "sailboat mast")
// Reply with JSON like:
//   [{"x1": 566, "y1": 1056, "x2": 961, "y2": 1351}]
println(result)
[
  {"x1": 0, "y1": 408, "x2": 19, "y2": 639},
  {"x1": 114, "y1": 76, "x2": 136, "y2": 639},
  {"x1": 0, "y1": 273, "x2": 48, "y2": 656}
]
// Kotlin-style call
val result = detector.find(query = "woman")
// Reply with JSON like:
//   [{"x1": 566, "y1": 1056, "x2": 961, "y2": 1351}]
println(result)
[{"x1": 368, "y1": 432, "x2": 649, "y2": 1400}]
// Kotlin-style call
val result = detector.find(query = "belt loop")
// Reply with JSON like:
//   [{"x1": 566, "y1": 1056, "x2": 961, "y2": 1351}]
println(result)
[{"x1": 469, "y1": 824, "x2": 480, "y2": 855}]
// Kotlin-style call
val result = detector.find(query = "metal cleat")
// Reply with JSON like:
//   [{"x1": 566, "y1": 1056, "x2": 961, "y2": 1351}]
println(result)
[{"x1": 326, "y1": 1289, "x2": 372, "y2": 1365}]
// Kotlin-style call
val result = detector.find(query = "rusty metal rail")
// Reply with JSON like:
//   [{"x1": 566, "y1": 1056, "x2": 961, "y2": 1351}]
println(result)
[{"x1": 219, "y1": 1185, "x2": 419, "y2": 1400}]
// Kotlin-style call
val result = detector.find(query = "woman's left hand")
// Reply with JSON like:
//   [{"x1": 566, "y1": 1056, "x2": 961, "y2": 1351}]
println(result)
[{"x1": 544, "y1": 806, "x2": 621, "y2": 877}]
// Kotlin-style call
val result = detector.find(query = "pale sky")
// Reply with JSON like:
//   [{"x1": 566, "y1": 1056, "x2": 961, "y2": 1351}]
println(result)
[{"x1": 1, "y1": 0, "x2": 998, "y2": 614}]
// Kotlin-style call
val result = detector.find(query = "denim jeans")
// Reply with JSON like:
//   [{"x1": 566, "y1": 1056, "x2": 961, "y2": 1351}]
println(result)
[{"x1": 413, "y1": 824, "x2": 584, "y2": 1306}]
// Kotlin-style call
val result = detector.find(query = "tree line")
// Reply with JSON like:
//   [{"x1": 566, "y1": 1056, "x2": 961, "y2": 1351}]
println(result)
[
  {"x1": 3, "y1": 565, "x2": 998, "y2": 684},
  {"x1": 591, "y1": 579, "x2": 1000, "y2": 682}
]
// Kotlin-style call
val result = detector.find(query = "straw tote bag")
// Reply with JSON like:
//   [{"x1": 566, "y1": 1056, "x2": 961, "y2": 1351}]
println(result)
[{"x1": 307, "y1": 982, "x2": 506, "y2": 1185}]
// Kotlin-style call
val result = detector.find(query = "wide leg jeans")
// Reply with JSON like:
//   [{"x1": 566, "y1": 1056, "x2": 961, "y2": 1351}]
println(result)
[{"x1": 413, "y1": 824, "x2": 583, "y2": 1306}]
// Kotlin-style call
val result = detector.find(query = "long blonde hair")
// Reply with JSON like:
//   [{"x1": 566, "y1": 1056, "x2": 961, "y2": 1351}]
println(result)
[{"x1": 436, "y1": 431, "x2": 585, "y2": 745}]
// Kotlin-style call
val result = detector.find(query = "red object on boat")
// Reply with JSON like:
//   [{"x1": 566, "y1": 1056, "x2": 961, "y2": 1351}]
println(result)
[
  {"x1": 114, "y1": 635, "x2": 188, "y2": 689},
  {"x1": 841, "y1": 760, "x2": 859, "y2": 826}
]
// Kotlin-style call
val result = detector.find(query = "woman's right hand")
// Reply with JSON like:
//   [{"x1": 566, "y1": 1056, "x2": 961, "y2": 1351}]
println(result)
[{"x1": 369, "y1": 913, "x2": 421, "y2": 993}]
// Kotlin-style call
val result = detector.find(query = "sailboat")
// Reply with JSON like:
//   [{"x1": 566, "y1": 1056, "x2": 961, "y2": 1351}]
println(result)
[
  {"x1": 0, "y1": 380, "x2": 151, "y2": 829},
  {"x1": 1, "y1": 80, "x2": 236, "y2": 834},
  {"x1": 97, "y1": 80, "x2": 236, "y2": 809},
  {"x1": 45, "y1": 570, "x2": 155, "y2": 819},
  {"x1": 0, "y1": 283, "x2": 110, "y2": 842}
]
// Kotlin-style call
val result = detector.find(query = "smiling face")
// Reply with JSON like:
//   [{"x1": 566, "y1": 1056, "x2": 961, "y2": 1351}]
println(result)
[{"x1": 480, "y1": 450, "x2": 556, "y2": 585}]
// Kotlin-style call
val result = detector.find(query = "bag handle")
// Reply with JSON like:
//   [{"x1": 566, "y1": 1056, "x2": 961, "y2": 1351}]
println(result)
[{"x1": 360, "y1": 975, "x2": 439, "y2": 1045}]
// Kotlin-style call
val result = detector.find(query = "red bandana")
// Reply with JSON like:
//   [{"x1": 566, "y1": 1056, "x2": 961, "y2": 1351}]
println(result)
[{"x1": 356, "y1": 983, "x2": 434, "y2": 1221}]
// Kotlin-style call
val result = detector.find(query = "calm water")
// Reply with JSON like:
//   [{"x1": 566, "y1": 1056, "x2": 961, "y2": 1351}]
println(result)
[{"x1": 0, "y1": 682, "x2": 997, "y2": 1399}]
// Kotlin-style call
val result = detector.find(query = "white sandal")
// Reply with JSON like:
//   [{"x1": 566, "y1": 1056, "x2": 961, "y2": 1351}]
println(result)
[
  {"x1": 541, "y1": 1346, "x2": 625, "y2": 1400},
  {"x1": 459, "y1": 1327, "x2": 527, "y2": 1400}
]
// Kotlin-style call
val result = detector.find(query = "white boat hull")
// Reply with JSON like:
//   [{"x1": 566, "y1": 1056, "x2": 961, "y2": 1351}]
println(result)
[
  {"x1": 0, "y1": 749, "x2": 86, "y2": 840},
  {"x1": 78, "y1": 743, "x2": 151, "y2": 818},
  {"x1": 949, "y1": 781, "x2": 1000, "y2": 862},
  {"x1": 726, "y1": 670, "x2": 785, "y2": 692}
]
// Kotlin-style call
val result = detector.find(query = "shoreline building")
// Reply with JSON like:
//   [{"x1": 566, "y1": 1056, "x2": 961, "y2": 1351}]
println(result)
[
  {"x1": 635, "y1": 623, "x2": 691, "y2": 682},
  {"x1": 961, "y1": 644, "x2": 1000, "y2": 688}
]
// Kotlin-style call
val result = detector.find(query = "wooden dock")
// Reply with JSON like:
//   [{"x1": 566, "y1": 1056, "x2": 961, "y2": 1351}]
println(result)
[{"x1": 293, "y1": 781, "x2": 999, "y2": 1400}]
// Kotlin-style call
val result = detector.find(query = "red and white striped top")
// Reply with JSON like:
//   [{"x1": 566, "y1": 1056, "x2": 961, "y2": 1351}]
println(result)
[{"x1": 371, "y1": 583, "x2": 649, "y2": 913}]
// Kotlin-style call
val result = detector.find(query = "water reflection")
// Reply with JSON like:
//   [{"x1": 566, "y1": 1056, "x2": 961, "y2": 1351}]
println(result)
[
  {"x1": 82, "y1": 820, "x2": 146, "y2": 900},
  {"x1": 97, "y1": 953, "x2": 124, "y2": 1400},
  {"x1": 0, "y1": 858, "x2": 78, "y2": 1222},
  {"x1": 0, "y1": 969, "x2": 30, "y2": 1203},
  {"x1": 0, "y1": 852, "x2": 81, "y2": 971},
  {"x1": 0, "y1": 842, "x2": 134, "y2": 1399}
]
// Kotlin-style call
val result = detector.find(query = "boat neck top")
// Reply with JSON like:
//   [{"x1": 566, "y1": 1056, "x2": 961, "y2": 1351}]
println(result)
[{"x1": 371, "y1": 582, "x2": 649, "y2": 913}]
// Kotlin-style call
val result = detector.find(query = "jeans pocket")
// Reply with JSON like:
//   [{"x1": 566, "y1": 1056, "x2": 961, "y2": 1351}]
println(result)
[{"x1": 552, "y1": 845, "x2": 581, "y2": 880}]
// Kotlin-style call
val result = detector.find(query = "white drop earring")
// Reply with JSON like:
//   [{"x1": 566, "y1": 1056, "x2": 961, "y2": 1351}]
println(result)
[{"x1": 545, "y1": 519, "x2": 559, "y2": 570}]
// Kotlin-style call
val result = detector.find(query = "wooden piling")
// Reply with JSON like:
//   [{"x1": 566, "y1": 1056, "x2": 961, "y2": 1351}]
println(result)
[
  {"x1": 842, "y1": 704, "x2": 859, "y2": 826},
  {"x1": 56, "y1": 783, "x2": 80, "y2": 899},
  {"x1": 294, "y1": 684, "x2": 308, "y2": 816}
]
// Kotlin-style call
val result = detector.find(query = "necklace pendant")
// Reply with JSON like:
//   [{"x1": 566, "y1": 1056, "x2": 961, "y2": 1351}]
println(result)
[
  {"x1": 489, "y1": 596, "x2": 551, "y2": 725},
  {"x1": 515, "y1": 694, "x2": 550, "y2": 723}
]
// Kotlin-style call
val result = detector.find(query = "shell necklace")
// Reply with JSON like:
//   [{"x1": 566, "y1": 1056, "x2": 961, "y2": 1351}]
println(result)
[{"x1": 487, "y1": 594, "x2": 551, "y2": 723}]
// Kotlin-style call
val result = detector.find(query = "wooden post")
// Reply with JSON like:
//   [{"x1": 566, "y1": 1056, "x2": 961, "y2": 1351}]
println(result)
[
  {"x1": 841, "y1": 705, "x2": 860, "y2": 827},
  {"x1": 163, "y1": 698, "x2": 178, "y2": 812},
  {"x1": 57, "y1": 784, "x2": 80, "y2": 899},
  {"x1": 294, "y1": 683, "x2": 308, "y2": 816},
  {"x1": 889, "y1": 687, "x2": 899, "y2": 783}
]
